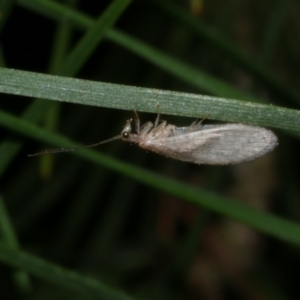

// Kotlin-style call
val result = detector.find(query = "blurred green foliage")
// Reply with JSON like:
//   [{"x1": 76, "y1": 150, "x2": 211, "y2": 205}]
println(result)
[{"x1": 0, "y1": 0, "x2": 299, "y2": 299}]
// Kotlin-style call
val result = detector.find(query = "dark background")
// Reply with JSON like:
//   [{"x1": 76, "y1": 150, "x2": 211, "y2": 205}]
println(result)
[{"x1": 0, "y1": 0, "x2": 299, "y2": 299}]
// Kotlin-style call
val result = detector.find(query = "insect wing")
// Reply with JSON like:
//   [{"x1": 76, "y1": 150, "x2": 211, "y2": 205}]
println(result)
[{"x1": 147, "y1": 124, "x2": 277, "y2": 165}]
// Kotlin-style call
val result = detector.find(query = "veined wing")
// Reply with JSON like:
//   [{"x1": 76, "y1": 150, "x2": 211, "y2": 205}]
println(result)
[{"x1": 145, "y1": 124, "x2": 278, "y2": 165}]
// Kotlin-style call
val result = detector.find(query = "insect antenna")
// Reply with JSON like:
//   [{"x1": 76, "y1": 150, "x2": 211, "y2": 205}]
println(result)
[{"x1": 28, "y1": 135, "x2": 122, "y2": 157}]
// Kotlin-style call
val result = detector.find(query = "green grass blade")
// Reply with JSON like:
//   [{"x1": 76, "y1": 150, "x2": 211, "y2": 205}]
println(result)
[
  {"x1": 48, "y1": 2, "x2": 73, "y2": 74},
  {"x1": 18, "y1": 0, "x2": 300, "y2": 106},
  {"x1": 18, "y1": 0, "x2": 261, "y2": 101},
  {"x1": 0, "y1": 67, "x2": 299, "y2": 131},
  {"x1": 148, "y1": 0, "x2": 300, "y2": 106},
  {"x1": 0, "y1": 196, "x2": 31, "y2": 293},
  {"x1": 0, "y1": 242, "x2": 134, "y2": 300},
  {"x1": 0, "y1": 107, "x2": 300, "y2": 246},
  {"x1": 60, "y1": 0, "x2": 132, "y2": 76},
  {"x1": 106, "y1": 30, "x2": 260, "y2": 102},
  {"x1": 0, "y1": 100, "x2": 54, "y2": 176},
  {"x1": 0, "y1": 0, "x2": 131, "y2": 177},
  {"x1": 41, "y1": 0, "x2": 131, "y2": 176},
  {"x1": 18, "y1": 0, "x2": 92, "y2": 28},
  {"x1": 41, "y1": 0, "x2": 75, "y2": 178}
]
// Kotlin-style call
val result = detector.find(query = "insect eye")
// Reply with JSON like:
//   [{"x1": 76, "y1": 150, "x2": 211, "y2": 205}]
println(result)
[{"x1": 122, "y1": 131, "x2": 129, "y2": 138}]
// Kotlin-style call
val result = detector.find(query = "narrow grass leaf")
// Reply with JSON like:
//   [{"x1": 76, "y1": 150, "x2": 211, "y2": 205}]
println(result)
[
  {"x1": 0, "y1": 68, "x2": 300, "y2": 131},
  {"x1": 0, "y1": 0, "x2": 131, "y2": 177},
  {"x1": 60, "y1": 0, "x2": 132, "y2": 76},
  {"x1": 18, "y1": 0, "x2": 262, "y2": 101},
  {"x1": 0, "y1": 109, "x2": 300, "y2": 246},
  {"x1": 0, "y1": 242, "x2": 134, "y2": 300},
  {"x1": 0, "y1": 196, "x2": 31, "y2": 292},
  {"x1": 148, "y1": 0, "x2": 300, "y2": 106}
]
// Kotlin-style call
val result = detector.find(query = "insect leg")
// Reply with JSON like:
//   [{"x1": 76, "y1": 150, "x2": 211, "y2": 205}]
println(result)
[
  {"x1": 133, "y1": 110, "x2": 140, "y2": 133},
  {"x1": 190, "y1": 119, "x2": 201, "y2": 127},
  {"x1": 199, "y1": 114, "x2": 211, "y2": 123},
  {"x1": 154, "y1": 105, "x2": 161, "y2": 127},
  {"x1": 191, "y1": 114, "x2": 211, "y2": 127}
]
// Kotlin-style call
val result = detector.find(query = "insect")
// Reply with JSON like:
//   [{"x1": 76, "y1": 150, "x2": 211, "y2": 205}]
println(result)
[{"x1": 28, "y1": 109, "x2": 278, "y2": 165}]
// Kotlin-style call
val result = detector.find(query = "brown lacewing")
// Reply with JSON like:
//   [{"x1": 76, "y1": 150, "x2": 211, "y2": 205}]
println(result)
[{"x1": 28, "y1": 109, "x2": 278, "y2": 165}]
